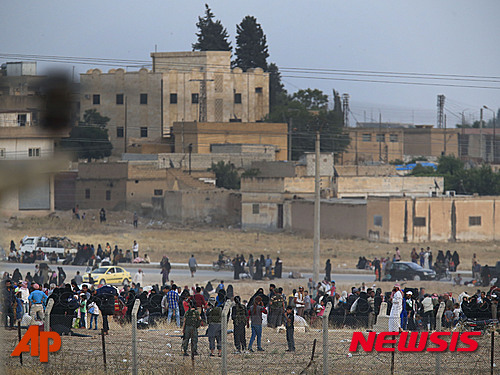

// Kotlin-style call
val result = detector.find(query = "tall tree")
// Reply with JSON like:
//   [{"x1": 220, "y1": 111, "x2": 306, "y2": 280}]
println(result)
[
  {"x1": 234, "y1": 16, "x2": 269, "y2": 71},
  {"x1": 192, "y1": 4, "x2": 231, "y2": 52},
  {"x1": 268, "y1": 62, "x2": 288, "y2": 112},
  {"x1": 59, "y1": 109, "x2": 113, "y2": 162}
]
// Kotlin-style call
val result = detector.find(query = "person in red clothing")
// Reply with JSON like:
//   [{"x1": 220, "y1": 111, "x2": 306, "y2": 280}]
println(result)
[{"x1": 193, "y1": 286, "x2": 207, "y2": 321}]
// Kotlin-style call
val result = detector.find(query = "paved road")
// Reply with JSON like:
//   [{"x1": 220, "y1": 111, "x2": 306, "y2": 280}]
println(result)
[{"x1": 0, "y1": 261, "x2": 378, "y2": 287}]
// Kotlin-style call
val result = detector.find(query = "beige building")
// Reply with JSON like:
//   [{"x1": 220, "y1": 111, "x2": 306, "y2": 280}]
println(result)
[
  {"x1": 172, "y1": 121, "x2": 287, "y2": 161},
  {"x1": 366, "y1": 196, "x2": 500, "y2": 243},
  {"x1": 80, "y1": 51, "x2": 270, "y2": 155},
  {"x1": 341, "y1": 125, "x2": 460, "y2": 164},
  {"x1": 0, "y1": 111, "x2": 67, "y2": 215},
  {"x1": 75, "y1": 161, "x2": 215, "y2": 211}
]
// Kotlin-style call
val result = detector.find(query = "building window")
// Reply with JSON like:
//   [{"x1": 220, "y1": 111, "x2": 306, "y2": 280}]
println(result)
[
  {"x1": 85, "y1": 189, "x2": 90, "y2": 199},
  {"x1": 192, "y1": 93, "x2": 199, "y2": 104},
  {"x1": 469, "y1": 216, "x2": 481, "y2": 226},
  {"x1": 170, "y1": 93, "x2": 177, "y2": 104},
  {"x1": 93, "y1": 94, "x2": 100, "y2": 105},
  {"x1": 373, "y1": 215, "x2": 383, "y2": 227},
  {"x1": 117, "y1": 127, "x2": 124, "y2": 138},
  {"x1": 154, "y1": 189, "x2": 163, "y2": 196},
  {"x1": 106, "y1": 190, "x2": 111, "y2": 201},
  {"x1": 234, "y1": 93, "x2": 242, "y2": 104},
  {"x1": 376, "y1": 133, "x2": 385, "y2": 142},
  {"x1": 116, "y1": 94, "x2": 124, "y2": 105},
  {"x1": 252, "y1": 204, "x2": 260, "y2": 214},
  {"x1": 255, "y1": 87, "x2": 263, "y2": 94},
  {"x1": 140, "y1": 127, "x2": 148, "y2": 138},
  {"x1": 362, "y1": 133, "x2": 371, "y2": 142},
  {"x1": 0, "y1": 148, "x2": 5, "y2": 159},
  {"x1": 390, "y1": 134, "x2": 399, "y2": 143},
  {"x1": 28, "y1": 148, "x2": 40, "y2": 158},
  {"x1": 414, "y1": 217, "x2": 426, "y2": 227},
  {"x1": 18, "y1": 114, "x2": 27, "y2": 126},
  {"x1": 140, "y1": 93, "x2": 148, "y2": 105}
]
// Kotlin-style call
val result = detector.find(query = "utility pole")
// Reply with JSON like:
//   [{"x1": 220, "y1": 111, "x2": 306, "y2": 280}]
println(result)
[
  {"x1": 437, "y1": 95, "x2": 445, "y2": 128},
  {"x1": 342, "y1": 93, "x2": 350, "y2": 127},
  {"x1": 480, "y1": 108, "x2": 483, "y2": 162},
  {"x1": 379, "y1": 113, "x2": 382, "y2": 162},
  {"x1": 444, "y1": 114, "x2": 447, "y2": 155},
  {"x1": 288, "y1": 118, "x2": 293, "y2": 161},
  {"x1": 189, "y1": 78, "x2": 214, "y2": 122},
  {"x1": 313, "y1": 131, "x2": 321, "y2": 283},
  {"x1": 124, "y1": 96, "x2": 128, "y2": 153},
  {"x1": 188, "y1": 143, "x2": 193, "y2": 175}
]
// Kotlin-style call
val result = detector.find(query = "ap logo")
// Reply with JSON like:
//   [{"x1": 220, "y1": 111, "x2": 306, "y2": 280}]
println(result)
[{"x1": 11, "y1": 326, "x2": 61, "y2": 362}]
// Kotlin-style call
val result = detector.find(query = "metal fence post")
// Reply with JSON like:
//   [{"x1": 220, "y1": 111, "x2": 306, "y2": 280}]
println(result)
[
  {"x1": 221, "y1": 300, "x2": 233, "y2": 375},
  {"x1": 44, "y1": 298, "x2": 54, "y2": 331},
  {"x1": 491, "y1": 330, "x2": 495, "y2": 375},
  {"x1": 131, "y1": 299, "x2": 141, "y2": 375},
  {"x1": 323, "y1": 302, "x2": 332, "y2": 375}
]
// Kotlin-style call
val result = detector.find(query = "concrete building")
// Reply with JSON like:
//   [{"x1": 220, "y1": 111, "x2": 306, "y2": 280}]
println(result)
[
  {"x1": 334, "y1": 176, "x2": 444, "y2": 199},
  {"x1": 341, "y1": 125, "x2": 460, "y2": 164},
  {"x1": 75, "y1": 161, "x2": 215, "y2": 211},
  {"x1": 366, "y1": 196, "x2": 500, "y2": 243},
  {"x1": 459, "y1": 128, "x2": 500, "y2": 163},
  {"x1": 80, "y1": 51, "x2": 270, "y2": 155},
  {"x1": 0, "y1": 111, "x2": 67, "y2": 215},
  {"x1": 172, "y1": 121, "x2": 287, "y2": 161}
]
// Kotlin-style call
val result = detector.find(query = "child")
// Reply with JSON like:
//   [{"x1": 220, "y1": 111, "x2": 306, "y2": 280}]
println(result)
[
  {"x1": 285, "y1": 306, "x2": 295, "y2": 352},
  {"x1": 88, "y1": 300, "x2": 100, "y2": 330},
  {"x1": 443, "y1": 307, "x2": 453, "y2": 329},
  {"x1": 79, "y1": 294, "x2": 87, "y2": 328}
]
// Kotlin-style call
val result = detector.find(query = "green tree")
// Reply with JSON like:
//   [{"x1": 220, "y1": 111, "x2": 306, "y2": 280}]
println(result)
[
  {"x1": 60, "y1": 126, "x2": 113, "y2": 162},
  {"x1": 268, "y1": 62, "x2": 289, "y2": 112},
  {"x1": 234, "y1": 16, "x2": 269, "y2": 71},
  {"x1": 82, "y1": 109, "x2": 110, "y2": 128},
  {"x1": 409, "y1": 164, "x2": 437, "y2": 176},
  {"x1": 192, "y1": 4, "x2": 231, "y2": 52},
  {"x1": 208, "y1": 161, "x2": 240, "y2": 189},
  {"x1": 292, "y1": 89, "x2": 329, "y2": 110}
]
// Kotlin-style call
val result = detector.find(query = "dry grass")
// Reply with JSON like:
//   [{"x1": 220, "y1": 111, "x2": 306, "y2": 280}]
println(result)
[{"x1": 2, "y1": 210, "x2": 498, "y2": 272}]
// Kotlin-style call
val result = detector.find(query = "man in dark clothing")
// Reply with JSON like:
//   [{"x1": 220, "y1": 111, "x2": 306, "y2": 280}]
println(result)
[
  {"x1": 285, "y1": 306, "x2": 295, "y2": 352},
  {"x1": 3, "y1": 280, "x2": 16, "y2": 328},
  {"x1": 482, "y1": 265, "x2": 491, "y2": 286},
  {"x1": 325, "y1": 259, "x2": 332, "y2": 282},
  {"x1": 182, "y1": 300, "x2": 201, "y2": 356},
  {"x1": 268, "y1": 289, "x2": 284, "y2": 328},
  {"x1": 231, "y1": 296, "x2": 247, "y2": 353},
  {"x1": 160, "y1": 256, "x2": 171, "y2": 286},
  {"x1": 206, "y1": 299, "x2": 222, "y2": 357}
]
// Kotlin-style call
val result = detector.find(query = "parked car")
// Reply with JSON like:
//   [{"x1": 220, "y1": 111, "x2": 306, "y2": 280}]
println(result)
[
  {"x1": 82, "y1": 266, "x2": 131, "y2": 286},
  {"x1": 383, "y1": 261, "x2": 436, "y2": 281}
]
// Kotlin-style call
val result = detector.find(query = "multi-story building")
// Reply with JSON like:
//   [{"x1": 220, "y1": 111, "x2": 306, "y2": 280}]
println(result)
[
  {"x1": 341, "y1": 124, "x2": 460, "y2": 164},
  {"x1": 80, "y1": 51, "x2": 270, "y2": 156}
]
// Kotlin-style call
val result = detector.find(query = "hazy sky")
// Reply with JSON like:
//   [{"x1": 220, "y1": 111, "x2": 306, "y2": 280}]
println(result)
[{"x1": 2, "y1": 1, "x2": 499, "y2": 125}]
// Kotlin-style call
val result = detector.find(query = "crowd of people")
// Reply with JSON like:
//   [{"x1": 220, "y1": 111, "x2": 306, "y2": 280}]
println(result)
[
  {"x1": 216, "y1": 251, "x2": 284, "y2": 280},
  {"x1": 2, "y1": 263, "x2": 499, "y2": 358}
]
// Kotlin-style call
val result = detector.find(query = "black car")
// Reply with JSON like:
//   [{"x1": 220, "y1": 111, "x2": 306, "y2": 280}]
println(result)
[{"x1": 383, "y1": 261, "x2": 436, "y2": 281}]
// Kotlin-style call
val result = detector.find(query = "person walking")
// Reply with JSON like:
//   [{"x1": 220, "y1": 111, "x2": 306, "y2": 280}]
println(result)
[
  {"x1": 182, "y1": 300, "x2": 201, "y2": 357},
  {"x1": 248, "y1": 296, "x2": 267, "y2": 352},
  {"x1": 188, "y1": 255, "x2": 198, "y2": 278},
  {"x1": 160, "y1": 256, "x2": 171, "y2": 286},
  {"x1": 325, "y1": 259, "x2": 332, "y2": 282},
  {"x1": 133, "y1": 212, "x2": 138, "y2": 228},
  {"x1": 285, "y1": 305, "x2": 295, "y2": 352},
  {"x1": 88, "y1": 299, "x2": 99, "y2": 330},
  {"x1": 133, "y1": 269, "x2": 143, "y2": 287},
  {"x1": 231, "y1": 296, "x2": 247, "y2": 353}
]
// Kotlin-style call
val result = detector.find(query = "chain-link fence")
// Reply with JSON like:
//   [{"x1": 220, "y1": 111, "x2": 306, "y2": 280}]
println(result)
[{"x1": 3, "y1": 299, "x2": 500, "y2": 375}]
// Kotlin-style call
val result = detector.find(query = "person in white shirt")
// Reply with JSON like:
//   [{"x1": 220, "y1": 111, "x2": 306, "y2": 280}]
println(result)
[
  {"x1": 389, "y1": 284, "x2": 403, "y2": 332},
  {"x1": 295, "y1": 286, "x2": 306, "y2": 317},
  {"x1": 132, "y1": 240, "x2": 139, "y2": 259},
  {"x1": 133, "y1": 269, "x2": 144, "y2": 286}
]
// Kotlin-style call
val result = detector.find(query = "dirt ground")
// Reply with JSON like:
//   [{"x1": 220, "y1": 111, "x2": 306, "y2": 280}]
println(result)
[{"x1": 2, "y1": 209, "x2": 498, "y2": 272}]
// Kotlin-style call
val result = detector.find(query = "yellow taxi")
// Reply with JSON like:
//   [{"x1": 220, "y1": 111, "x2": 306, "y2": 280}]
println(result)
[{"x1": 82, "y1": 266, "x2": 131, "y2": 285}]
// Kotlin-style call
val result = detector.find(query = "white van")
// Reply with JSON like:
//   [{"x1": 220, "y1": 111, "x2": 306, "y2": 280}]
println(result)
[{"x1": 20, "y1": 236, "x2": 77, "y2": 258}]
